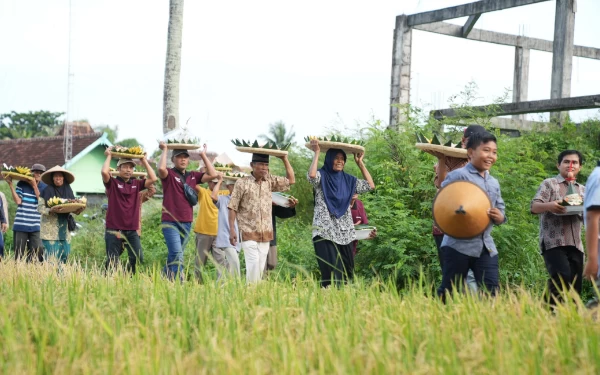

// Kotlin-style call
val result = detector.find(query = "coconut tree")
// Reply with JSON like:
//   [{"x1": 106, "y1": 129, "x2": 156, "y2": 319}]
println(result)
[
  {"x1": 163, "y1": 0, "x2": 184, "y2": 134},
  {"x1": 259, "y1": 121, "x2": 296, "y2": 148}
]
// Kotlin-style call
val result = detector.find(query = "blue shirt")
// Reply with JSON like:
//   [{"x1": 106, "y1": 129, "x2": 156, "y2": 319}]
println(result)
[
  {"x1": 13, "y1": 181, "x2": 46, "y2": 233},
  {"x1": 214, "y1": 195, "x2": 241, "y2": 252},
  {"x1": 584, "y1": 165, "x2": 600, "y2": 277},
  {"x1": 440, "y1": 163, "x2": 506, "y2": 257}
]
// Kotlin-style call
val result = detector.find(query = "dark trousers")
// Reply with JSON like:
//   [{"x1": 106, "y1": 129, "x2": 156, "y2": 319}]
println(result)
[
  {"x1": 313, "y1": 236, "x2": 354, "y2": 288},
  {"x1": 13, "y1": 230, "x2": 43, "y2": 262},
  {"x1": 105, "y1": 229, "x2": 143, "y2": 274},
  {"x1": 542, "y1": 245, "x2": 583, "y2": 304},
  {"x1": 437, "y1": 246, "x2": 499, "y2": 300},
  {"x1": 433, "y1": 234, "x2": 444, "y2": 269}
]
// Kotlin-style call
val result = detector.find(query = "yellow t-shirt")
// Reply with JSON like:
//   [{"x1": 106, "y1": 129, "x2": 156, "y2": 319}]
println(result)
[{"x1": 193, "y1": 187, "x2": 218, "y2": 236}]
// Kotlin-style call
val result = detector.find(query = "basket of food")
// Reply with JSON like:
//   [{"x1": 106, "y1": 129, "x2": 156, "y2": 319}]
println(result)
[
  {"x1": 556, "y1": 174, "x2": 583, "y2": 216},
  {"x1": 1, "y1": 164, "x2": 35, "y2": 182},
  {"x1": 231, "y1": 139, "x2": 290, "y2": 157},
  {"x1": 355, "y1": 224, "x2": 376, "y2": 240},
  {"x1": 304, "y1": 135, "x2": 365, "y2": 154},
  {"x1": 415, "y1": 132, "x2": 467, "y2": 159},
  {"x1": 47, "y1": 196, "x2": 87, "y2": 213},
  {"x1": 109, "y1": 167, "x2": 147, "y2": 178},
  {"x1": 110, "y1": 145, "x2": 146, "y2": 159},
  {"x1": 272, "y1": 192, "x2": 298, "y2": 207},
  {"x1": 165, "y1": 138, "x2": 202, "y2": 150},
  {"x1": 213, "y1": 162, "x2": 233, "y2": 172},
  {"x1": 222, "y1": 172, "x2": 247, "y2": 182}
]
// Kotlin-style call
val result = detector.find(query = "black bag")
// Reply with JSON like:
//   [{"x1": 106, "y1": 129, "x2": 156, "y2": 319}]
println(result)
[
  {"x1": 173, "y1": 168, "x2": 198, "y2": 206},
  {"x1": 67, "y1": 214, "x2": 77, "y2": 231}
]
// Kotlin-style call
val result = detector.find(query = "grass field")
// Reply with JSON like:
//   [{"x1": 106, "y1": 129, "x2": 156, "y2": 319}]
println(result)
[{"x1": 1, "y1": 261, "x2": 600, "y2": 374}]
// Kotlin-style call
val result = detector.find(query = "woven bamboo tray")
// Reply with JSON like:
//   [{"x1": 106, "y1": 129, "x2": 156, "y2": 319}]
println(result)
[
  {"x1": 110, "y1": 152, "x2": 145, "y2": 159},
  {"x1": 166, "y1": 143, "x2": 201, "y2": 150},
  {"x1": 415, "y1": 143, "x2": 467, "y2": 159},
  {"x1": 235, "y1": 146, "x2": 288, "y2": 157},
  {"x1": 1, "y1": 171, "x2": 34, "y2": 182},
  {"x1": 215, "y1": 167, "x2": 233, "y2": 172},
  {"x1": 110, "y1": 171, "x2": 147, "y2": 178},
  {"x1": 304, "y1": 141, "x2": 365, "y2": 154},
  {"x1": 50, "y1": 203, "x2": 86, "y2": 213}
]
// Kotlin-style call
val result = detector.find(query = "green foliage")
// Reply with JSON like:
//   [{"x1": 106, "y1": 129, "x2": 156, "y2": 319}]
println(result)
[
  {"x1": 94, "y1": 124, "x2": 119, "y2": 143},
  {"x1": 259, "y1": 121, "x2": 296, "y2": 148},
  {"x1": 0, "y1": 110, "x2": 64, "y2": 139},
  {"x1": 116, "y1": 138, "x2": 144, "y2": 149}
]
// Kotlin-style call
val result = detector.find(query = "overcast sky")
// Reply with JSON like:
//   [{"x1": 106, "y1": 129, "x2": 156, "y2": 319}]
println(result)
[{"x1": 1, "y1": 0, "x2": 599, "y2": 166}]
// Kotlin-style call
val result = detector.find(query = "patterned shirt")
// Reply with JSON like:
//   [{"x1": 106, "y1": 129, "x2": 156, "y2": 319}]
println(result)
[
  {"x1": 38, "y1": 198, "x2": 71, "y2": 243},
  {"x1": 531, "y1": 175, "x2": 585, "y2": 254},
  {"x1": 433, "y1": 156, "x2": 468, "y2": 235},
  {"x1": 228, "y1": 173, "x2": 290, "y2": 243},
  {"x1": 308, "y1": 171, "x2": 373, "y2": 245}
]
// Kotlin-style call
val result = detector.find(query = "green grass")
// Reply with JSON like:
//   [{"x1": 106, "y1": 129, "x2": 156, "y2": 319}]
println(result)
[{"x1": 1, "y1": 261, "x2": 600, "y2": 374}]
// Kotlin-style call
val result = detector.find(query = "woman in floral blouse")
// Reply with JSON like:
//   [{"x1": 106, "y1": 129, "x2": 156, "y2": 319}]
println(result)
[
  {"x1": 308, "y1": 140, "x2": 375, "y2": 287},
  {"x1": 38, "y1": 166, "x2": 84, "y2": 263}
]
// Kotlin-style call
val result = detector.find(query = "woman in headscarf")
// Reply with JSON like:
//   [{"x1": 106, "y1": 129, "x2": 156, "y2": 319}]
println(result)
[
  {"x1": 38, "y1": 166, "x2": 84, "y2": 263},
  {"x1": 308, "y1": 140, "x2": 375, "y2": 287}
]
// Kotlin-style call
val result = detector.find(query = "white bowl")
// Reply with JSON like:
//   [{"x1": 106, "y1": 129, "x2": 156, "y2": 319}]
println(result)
[
  {"x1": 272, "y1": 193, "x2": 290, "y2": 207},
  {"x1": 355, "y1": 228, "x2": 375, "y2": 240}
]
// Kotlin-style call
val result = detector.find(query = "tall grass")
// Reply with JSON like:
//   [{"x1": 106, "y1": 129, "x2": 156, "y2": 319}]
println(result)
[{"x1": 1, "y1": 261, "x2": 599, "y2": 374}]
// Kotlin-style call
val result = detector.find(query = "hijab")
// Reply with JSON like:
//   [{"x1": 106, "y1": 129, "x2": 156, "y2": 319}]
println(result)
[
  {"x1": 41, "y1": 172, "x2": 76, "y2": 207},
  {"x1": 319, "y1": 149, "x2": 357, "y2": 219}
]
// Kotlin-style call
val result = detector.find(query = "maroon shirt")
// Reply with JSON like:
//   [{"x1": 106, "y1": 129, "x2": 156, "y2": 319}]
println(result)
[
  {"x1": 104, "y1": 177, "x2": 147, "y2": 231},
  {"x1": 351, "y1": 199, "x2": 368, "y2": 256},
  {"x1": 161, "y1": 168, "x2": 204, "y2": 223}
]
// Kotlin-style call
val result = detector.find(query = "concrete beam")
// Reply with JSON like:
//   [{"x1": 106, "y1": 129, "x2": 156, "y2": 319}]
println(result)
[
  {"x1": 550, "y1": 0, "x2": 576, "y2": 122},
  {"x1": 462, "y1": 14, "x2": 481, "y2": 37},
  {"x1": 413, "y1": 22, "x2": 600, "y2": 60},
  {"x1": 489, "y1": 117, "x2": 546, "y2": 132},
  {"x1": 512, "y1": 46, "x2": 530, "y2": 120},
  {"x1": 407, "y1": 0, "x2": 550, "y2": 26},
  {"x1": 389, "y1": 15, "x2": 412, "y2": 128},
  {"x1": 431, "y1": 94, "x2": 600, "y2": 119}
]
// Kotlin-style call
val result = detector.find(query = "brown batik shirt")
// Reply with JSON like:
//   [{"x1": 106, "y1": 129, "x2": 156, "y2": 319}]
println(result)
[
  {"x1": 531, "y1": 174, "x2": 585, "y2": 254},
  {"x1": 228, "y1": 173, "x2": 290, "y2": 243},
  {"x1": 432, "y1": 155, "x2": 468, "y2": 235}
]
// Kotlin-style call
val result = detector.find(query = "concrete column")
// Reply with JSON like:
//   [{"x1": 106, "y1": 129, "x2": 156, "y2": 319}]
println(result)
[
  {"x1": 512, "y1": 45, "x2": 530, "y2": 120},
  {"x1": 550, "y1": 0, "x2": 576, "y2": 122},
  {"x1": 389, "y1": 15, "x2": 412, "y2": 128}
]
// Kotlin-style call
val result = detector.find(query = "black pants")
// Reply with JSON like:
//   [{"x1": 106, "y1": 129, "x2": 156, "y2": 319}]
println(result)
[
  {"x1": 313, "y1": 236, "x2": 354, "y2": 288},
  {"x1": 105, "y1": 229, "x2": 143, "y2": 274},
  {"x1": 542, "y1": 245, "x2": 583, "y2": 304},
  {"x1": 433, "y1": 234, "x2": 444, "y2": 269},
  {"x1": 437, "y1": 246, "x2": 499, "y2": 300},
  {"x1": 13, "y1": 230, "x2": 44, "y2": 262}
]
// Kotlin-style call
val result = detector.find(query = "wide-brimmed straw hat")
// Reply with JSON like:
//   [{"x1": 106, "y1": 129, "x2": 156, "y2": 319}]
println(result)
[{"x1": 41, "y1": 165, "x2": 75, "y2": 185}]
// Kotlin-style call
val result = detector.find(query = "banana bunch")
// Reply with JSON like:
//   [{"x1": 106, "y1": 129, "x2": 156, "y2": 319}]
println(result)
[
  {"x1": 127, "y1": 146, "x2": 144, "y2": 155},
  {"x1": 47, "y1": 196, "x2": 66, "y2": 207},
  {"x1": 15, "y1": 166, "x2": 32, "y2": 176}
]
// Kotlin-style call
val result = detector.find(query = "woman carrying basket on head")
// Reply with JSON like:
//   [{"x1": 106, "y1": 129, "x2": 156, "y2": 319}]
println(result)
[
  {"x1": 38, "y1": 166, "x2": 85, "y2": 264},
  {"x1": 307, "y1": 139, "x2": 375, "y2": 287}
]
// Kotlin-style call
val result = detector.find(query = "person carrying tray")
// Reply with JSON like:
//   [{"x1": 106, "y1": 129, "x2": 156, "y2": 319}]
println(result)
[
  {"x1": 157, "y1": 142, "x2": 218, "y2": 281},
  {"x1": 228, "y1": 152, "x2": 295, "y2": 283},
  {"x1": 101, "y1": 150, "x2": 158, "y2": 274},
  {"x1": 6, "y1": 163, "x2": 47, "y2": 262},
  {"x1": 531, "y1": 150, "x2": 585, "y2": 305},
  {"x1": 307, "y1": 140, "x2": 375, "y2": 288}
]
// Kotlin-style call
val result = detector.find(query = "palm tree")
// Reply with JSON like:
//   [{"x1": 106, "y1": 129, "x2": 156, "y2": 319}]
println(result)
[
  {"x1": 163, "y1": 0, "x2": 184, "y2": 134},
  {"x1": 259, "y1": 121, "x2": 296, "y2": 148}
]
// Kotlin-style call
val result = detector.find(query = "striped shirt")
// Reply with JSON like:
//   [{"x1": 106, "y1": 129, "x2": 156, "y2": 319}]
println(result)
[{"x1": 13, "y1": 181, "x2": 45, "y2": 233}]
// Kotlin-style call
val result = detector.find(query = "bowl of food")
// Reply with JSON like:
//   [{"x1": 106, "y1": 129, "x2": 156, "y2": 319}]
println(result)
[
  {"x1": 272, "y1": 192, "x2": 297, "y2": 207},
  {"x1": 355, "y1": 224, "x2": 376, "y2": 240}
]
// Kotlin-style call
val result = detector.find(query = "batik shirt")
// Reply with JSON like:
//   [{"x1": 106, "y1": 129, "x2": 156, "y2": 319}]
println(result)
[
  {"x1": 308, "y1": 171, "x2": 372, "y2": 246},
  {"x1": 228, "y1": 173, "x2": 290, "y2": 243},
  {"x1": 531, "y1": 174, "x2": 585, "y2": 254}
]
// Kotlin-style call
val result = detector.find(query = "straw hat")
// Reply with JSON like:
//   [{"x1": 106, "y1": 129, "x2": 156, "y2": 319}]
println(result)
[
  {"x1": 41, "y1": 165, "x2": 75, "y2": 185},
  {"x1": 433, "y1": 181, "x2": 491, "y2": 239}
]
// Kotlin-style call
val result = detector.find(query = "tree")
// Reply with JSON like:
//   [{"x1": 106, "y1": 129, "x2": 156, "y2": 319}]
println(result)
[
  {"x1": 163, "y1": 0, "x2": 184, "y2": 134},
  {"x1": 259, "y1": 121, "x2": 296, "y2": 148},
  {"x1": 0, "y1": 110, "x2": 64, "y2": 139},
  {"x1": 94, "y1": 125, "x2": 119, "y2": 144}
]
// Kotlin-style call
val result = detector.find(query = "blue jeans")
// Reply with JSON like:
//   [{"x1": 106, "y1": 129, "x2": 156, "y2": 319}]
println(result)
[{"x1": 162, "y1": 221, "x2": 192, "y2": 280}]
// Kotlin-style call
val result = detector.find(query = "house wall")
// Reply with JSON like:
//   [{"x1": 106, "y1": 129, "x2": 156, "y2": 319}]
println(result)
[{"x1": 67, "y1": 146, "x2": 117, "y2": 195}]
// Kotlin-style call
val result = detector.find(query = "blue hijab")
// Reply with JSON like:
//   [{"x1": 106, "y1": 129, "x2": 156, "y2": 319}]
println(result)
[{"x1": 319, "y1": 149, "x2": 357, "y2": 219}]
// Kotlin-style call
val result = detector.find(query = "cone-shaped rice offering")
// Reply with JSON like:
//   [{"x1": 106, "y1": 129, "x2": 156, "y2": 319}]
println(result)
[{"x1": 433, "y1": 181, "x2": 492, "y2": 239}]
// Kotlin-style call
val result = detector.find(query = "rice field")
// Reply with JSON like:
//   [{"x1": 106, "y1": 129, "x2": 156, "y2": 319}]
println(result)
[{"x1": 1, "y1": 261, "x2": 600, "y2": 374}]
